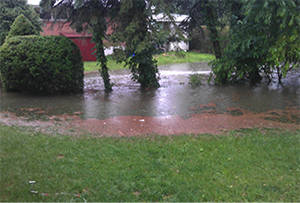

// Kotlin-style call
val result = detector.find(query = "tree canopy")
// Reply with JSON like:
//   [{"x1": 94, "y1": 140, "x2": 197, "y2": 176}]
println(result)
[
  {"x1": 0, "y1": 0, "x2": 42, "y2": 46},
  {"x1": 40, "y1": 0, "x2": 180, "y2": 90},
  {"x1": 40, "y1": 0, "x2": 300, "y2": 88},
  {"x1": 111, "y1": 0, "x2": 180, "y2": 88},
  {"x1": 210, "y1": 0, "x2": 300, "y2": 84}
]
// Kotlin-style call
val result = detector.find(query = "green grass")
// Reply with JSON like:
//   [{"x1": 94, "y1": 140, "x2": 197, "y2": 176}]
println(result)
[
  {"x1": 1, "y1": 125, "x2": 299, "y2": 202},
  {"x1": 84, "y1": 57, "x2": 126, "y2": 72},
  {"x1": 155, "y1": 51, "x2": 215, "y2": 66},
  {"x1": 84, "y1": 51, "x2": 215, "y2": 72}
]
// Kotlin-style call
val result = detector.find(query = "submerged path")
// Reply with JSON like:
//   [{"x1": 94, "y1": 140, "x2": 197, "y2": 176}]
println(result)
[{"x1": 0, "y1": 106, "x2": 299, "y2": 136}]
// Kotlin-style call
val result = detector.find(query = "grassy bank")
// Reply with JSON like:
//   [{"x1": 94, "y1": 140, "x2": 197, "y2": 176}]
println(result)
[
  {"x1": 84, "y1": 51, "x2": 215, "y2": 72},
  {"x1": 1, "y1": 125, "x2": 299, "y2": 202}
]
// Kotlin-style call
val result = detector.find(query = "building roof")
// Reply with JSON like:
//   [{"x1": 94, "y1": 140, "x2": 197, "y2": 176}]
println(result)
[
  {"x1": 41, "y1": 20, "x2": 113, "y2": 37},
  {"x1": 41, "y1": 20, "x2": 92, "y2": 37}
]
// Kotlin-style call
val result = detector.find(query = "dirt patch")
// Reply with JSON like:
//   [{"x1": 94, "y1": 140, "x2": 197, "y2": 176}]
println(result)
[{"x1": 1, "y1": 107, "x2": 299, "y2": 136}]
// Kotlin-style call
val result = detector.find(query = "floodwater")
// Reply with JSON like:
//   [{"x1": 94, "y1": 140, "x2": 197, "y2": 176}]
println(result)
[{"x1": 0, "y1": 62, "x2": 299, "y2": 121}]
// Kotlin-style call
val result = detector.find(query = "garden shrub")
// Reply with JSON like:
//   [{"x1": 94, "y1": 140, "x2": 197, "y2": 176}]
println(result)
[
  {"x1": 0, "y1": 35, "x2": 84, "y2": 94},
  {"x1": 5, "y1": 14, "x2": 40, "y2": 41}
]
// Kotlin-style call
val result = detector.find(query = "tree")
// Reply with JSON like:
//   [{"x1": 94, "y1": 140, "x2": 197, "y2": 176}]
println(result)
[
  {"x1": 179, "y1": 0, "x2": 227, "y2": 59},
  {"x1": 210, "y1": 0, "x2": 300, "y2": 84},
  {"x1": 6, "y1": 14, "x2": 40, "y2": 40},
  {"x1": 0, "y1": 0, "x2": 42, "y2": 46},
  {"x1": 111, "y1": 0, "x2": 180, "y2": 88},
  {"x1": 40, "y1": 0, "x2": 119, "y2": 91}
]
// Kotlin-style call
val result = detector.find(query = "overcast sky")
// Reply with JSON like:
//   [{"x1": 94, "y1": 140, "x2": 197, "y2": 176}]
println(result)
[{"x1": 27, "y1": 0, "x2": 41, "y2": 5}]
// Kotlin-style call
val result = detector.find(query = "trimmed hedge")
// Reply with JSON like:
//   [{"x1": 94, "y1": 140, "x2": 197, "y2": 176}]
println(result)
[
  {"x1": 6, "y1": 14, "x2": 40, "y2": 40},
  {"x1": 0, "y1": 35, "x2": 84, "y2": 94}
]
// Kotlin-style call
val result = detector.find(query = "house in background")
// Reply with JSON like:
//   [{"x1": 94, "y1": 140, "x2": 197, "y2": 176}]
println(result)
[
  {"x1": 41, "y1": 20, "x2": 97, "y2": 61},
  {"x1": 41, "y1": 20, "x2": 120, "y2": 61},
  {"x1": 153, "y1": 13, "x2": 189, "y2": 52},
  {"x1": 34, "y1": 4, "x2": 96, "y2": 62},
  {"x1": 37, "y1": 4, "x2": 189, "y2": 61}
]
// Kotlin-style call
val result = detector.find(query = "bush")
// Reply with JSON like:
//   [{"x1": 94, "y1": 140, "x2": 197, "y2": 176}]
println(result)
[
  {"x1": 6, "y1": 14, "x2": 40, "y2": 40},
  {"x1": 0, "y1": 35, "x2": 84, "y2": 94}
]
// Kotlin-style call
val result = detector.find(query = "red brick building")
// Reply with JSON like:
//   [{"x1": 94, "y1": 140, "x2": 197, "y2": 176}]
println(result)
[{"x1": 41, "y1": 21, "x2": 97, "y2": 61}]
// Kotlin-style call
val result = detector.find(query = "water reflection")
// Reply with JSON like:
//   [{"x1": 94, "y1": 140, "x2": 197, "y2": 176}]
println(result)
[{"x1": 0, "y1": 62, "x2": 299, "y2": 120}]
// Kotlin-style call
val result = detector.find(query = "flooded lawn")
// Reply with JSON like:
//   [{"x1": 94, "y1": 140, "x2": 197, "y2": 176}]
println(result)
[{"x1": 0, "y1": 62, "x2": 299, "y2": 135}]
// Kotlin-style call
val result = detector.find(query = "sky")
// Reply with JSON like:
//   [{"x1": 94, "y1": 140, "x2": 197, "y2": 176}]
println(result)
[{"x1": 27, "y1": 0, "x2": 41, "y2": 5}]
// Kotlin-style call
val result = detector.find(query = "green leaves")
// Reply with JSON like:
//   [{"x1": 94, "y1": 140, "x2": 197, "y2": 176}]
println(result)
[
  {"x1": 0, "y1": 35, "x2": 84, "y2": 94},
  {"x1": 0, "y1": 0, "x2": 42, "y2": 46},
  {"x1": 5, "y1": 14, "x2": 40, "y2": 40},
  {"x1": 110, "y1": 0, "x2": 166, "y2": 88},
  {"x1": 211, "y1": 0, "x2": 300, "y2": 84}
]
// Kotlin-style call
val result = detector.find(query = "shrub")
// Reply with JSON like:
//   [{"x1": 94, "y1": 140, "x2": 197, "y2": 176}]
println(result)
[
  {"x1": 0, "y1": 35, "x2": 84, "y2": 94},
  {"x1": 6, "y1": 14, "x2": 40, "y2": 40},
  {"x1": 0, "y1": 0, "x2": 42, "y2": 46}
]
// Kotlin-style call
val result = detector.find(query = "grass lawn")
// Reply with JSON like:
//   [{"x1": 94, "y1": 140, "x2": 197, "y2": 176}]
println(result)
[
  {"x1": 84, "y1": 51, "x2": 215, "y2": 72},
  {"x1": 1, "y1": 125, "x2": 299, "y2": 202}
]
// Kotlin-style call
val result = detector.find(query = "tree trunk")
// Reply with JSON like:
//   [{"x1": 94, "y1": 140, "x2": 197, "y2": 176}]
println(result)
[
  {"x1": 93, "y1": 23, "x2": 112, "y2": 91},
  {"x1": 98, "y1": 41, "x2": 112, "y2": 91},
  {"x1": 206, "y1": 5, "x2": 222, "y2": 59}
]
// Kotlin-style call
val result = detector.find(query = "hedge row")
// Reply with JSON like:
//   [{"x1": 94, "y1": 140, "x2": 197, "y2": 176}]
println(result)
[{"x1": 0, "y1": 35, "x2": 84, "y2": 94}]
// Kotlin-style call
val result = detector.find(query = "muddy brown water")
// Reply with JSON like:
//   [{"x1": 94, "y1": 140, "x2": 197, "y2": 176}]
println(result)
[{"x1": 1, "y1": 62, "x2": 299, "y2": 135}]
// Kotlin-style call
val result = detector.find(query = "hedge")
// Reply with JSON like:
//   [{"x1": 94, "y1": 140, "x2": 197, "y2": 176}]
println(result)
[
  {"x1": 0, "y1": 35, "x2": 84, "y2": 94},
  {"x1": 6, "y1": 14, "x2": 40, "y2": 40}
]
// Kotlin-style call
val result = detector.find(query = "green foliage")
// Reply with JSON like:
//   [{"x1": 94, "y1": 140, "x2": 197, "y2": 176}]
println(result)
[
  {"x1": 0, "y1": 35, "x2": 84, "y2": 94},
  {"x1": 6, "y1": 14, "x2": 40, "y2": 40},
  {"x1": 190, "y1": 26, "x2": 230, "y2": 54},
  {"x1": 111, "y1": 0, "x2": 179, "y2": 88},
  {"x1": 265, "y1": 30, "x2": 300, "y2": 83},
  {"x1": 179, "y1": 0, "x2": 227, "y2": 59},
  {"x1": 211, "y1": 0, "x2": 300, "y2": 84},
  {"x1": 0, "y1": 0, "x2": 42, "y2": 46},
  {"x1": 39, "y1": 0, "x2": 119, "y2": 91},
  {"x1": 129, "y1": 52, "x2": 160, "y2": 88}
]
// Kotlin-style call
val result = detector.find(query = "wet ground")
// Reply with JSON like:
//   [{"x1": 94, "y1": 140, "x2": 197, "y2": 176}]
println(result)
[{"x1": 1, "y1": 62, "x2": 299, "y2": 136}]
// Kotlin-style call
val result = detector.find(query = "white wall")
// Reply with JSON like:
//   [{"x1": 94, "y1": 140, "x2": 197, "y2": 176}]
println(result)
[
  {"x1": 104, "y1": 46, "x2": 114, "y2": 56},
  {"x1": 168, "y1": 41, "x2": 189, "y2": 52},
  {"x1": 104, "y1": 46, "x2": 125, "y2": 56}
]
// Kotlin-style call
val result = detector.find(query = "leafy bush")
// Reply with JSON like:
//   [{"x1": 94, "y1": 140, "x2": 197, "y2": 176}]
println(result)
[
  {"x1": 0, "y1": 35, "x2": 84, "y2": 94},
  {"x1": 209, "y1": 0, "x2": 300, "y2": 85},
  {"x1": 5, "y1": 14, "x2": 40, "y2": 40},
  {"x1": 0, "y1": 0, "x2": 42, "y2": 46}
]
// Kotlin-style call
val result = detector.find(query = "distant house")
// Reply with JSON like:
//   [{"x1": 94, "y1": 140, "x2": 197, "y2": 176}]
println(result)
[
  {"x1": 153, "y1": 13, "x2": 189, "y2": 52},
  {"x1": 41, "y1": 20, "x2": 122, "y2": 61},
  {"x1": 36, "y1": 4, "x2": 96, "y2": 61},
  {"x1": 39, "y1": 9, "x2": 189, "y2": 61},
  {"x1": 41, "y1": 21, "x2": 97, "y2": 61}
]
